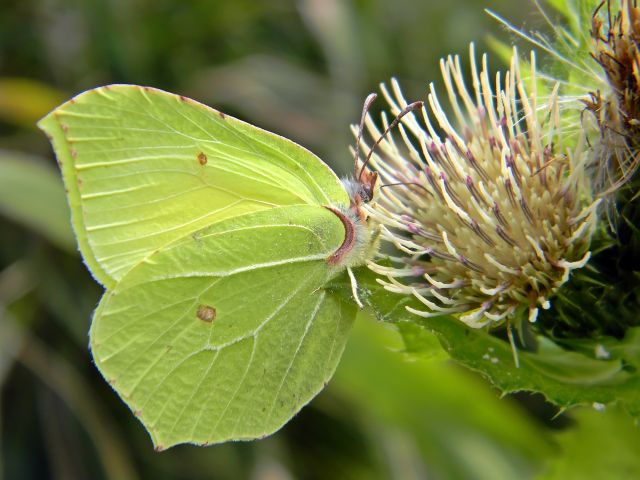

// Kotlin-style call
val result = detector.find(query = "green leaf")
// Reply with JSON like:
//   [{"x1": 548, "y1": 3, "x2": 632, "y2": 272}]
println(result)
[
  {"x1": 337, "y1": 266, "x2": 640, "y2": 418},
  {"x1": 38, "y1": 85, "x2": 372, "y2": 448},
  {"x1": 395, "y1": 320, "x2": 448, "y2": 360},
  {"x1": 537, "y1": 407, "x2": 640, "y2": 480},
  {"x1": 559, "y1": 327, "x2": 640, "y2": 374},
  {"x1": 333, "y1": 318, "x2": 554, "y2": 480},
  {"x1": 0, "y1": 150, "x2": 75, "y2": 251}
]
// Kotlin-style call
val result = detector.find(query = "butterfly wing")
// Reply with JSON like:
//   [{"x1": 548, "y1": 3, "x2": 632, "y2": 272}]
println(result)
[
  {"x1": 38, "y1": 85, "x2": 349, "y2": 287},
  {"x1": 91, "y1": 205, "x2": 355, "y2": 448},
  {"x1": 38, "y1": 86, "x2": 360, "y2": 448}
]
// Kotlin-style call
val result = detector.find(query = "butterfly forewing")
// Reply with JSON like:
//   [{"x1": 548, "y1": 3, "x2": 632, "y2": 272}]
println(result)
[{"x1": 38, "y1": 85, "x2": 349, "y2": 286}]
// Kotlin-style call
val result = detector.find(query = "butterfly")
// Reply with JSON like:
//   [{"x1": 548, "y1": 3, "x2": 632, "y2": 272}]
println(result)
[{"x1": 39, "y1": 85, "x2": 425, "y2": 449}]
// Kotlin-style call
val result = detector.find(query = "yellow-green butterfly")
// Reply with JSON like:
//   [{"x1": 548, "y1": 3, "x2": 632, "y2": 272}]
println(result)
[{"x1": 38, "y1": 85, "x2": 402, "y2": 449}]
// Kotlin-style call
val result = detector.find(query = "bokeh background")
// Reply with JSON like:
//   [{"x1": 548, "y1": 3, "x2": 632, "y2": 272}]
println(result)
[{"x1": 1, "y1": 1, "x2": 638, "y2": 479}]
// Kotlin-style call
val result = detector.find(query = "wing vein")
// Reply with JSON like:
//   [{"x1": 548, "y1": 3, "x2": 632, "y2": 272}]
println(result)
[{"x1": 263, "y1": 290, "x2": 325, "y2": 428}]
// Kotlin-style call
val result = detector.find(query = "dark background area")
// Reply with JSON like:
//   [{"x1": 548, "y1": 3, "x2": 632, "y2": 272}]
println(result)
[{"x1": 1, "y1": 1, "x2": 637, "y2": 479}]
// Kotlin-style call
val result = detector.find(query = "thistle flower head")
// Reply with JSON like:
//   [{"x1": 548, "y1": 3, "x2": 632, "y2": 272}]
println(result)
[{"x1": 361, "y1": 45, "x2": 599, "y2": 328}]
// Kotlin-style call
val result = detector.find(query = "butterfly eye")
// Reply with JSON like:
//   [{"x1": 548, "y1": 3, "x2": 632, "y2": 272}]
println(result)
[{"x1": 358, "y1": 170, "x2": 378, "y2": 204}]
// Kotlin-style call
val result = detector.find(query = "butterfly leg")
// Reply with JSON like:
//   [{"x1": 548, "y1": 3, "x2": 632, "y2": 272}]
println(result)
[
  {"x1": 347, "y1": 267, "x2": 364, "y2": 309},
  {"x1": 506, "y1": 319, "x2": 520, "y2": 368}
]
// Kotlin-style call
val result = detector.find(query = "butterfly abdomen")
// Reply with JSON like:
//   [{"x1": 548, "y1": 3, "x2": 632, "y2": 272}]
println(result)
[{"x1": 324, "y1": 205, "x2": 378, "y2": 269}]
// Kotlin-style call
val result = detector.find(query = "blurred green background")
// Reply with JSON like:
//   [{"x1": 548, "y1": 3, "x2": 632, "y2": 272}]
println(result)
[{"x1": 1, "y1": 1, "x2": 639, "y2": 479}]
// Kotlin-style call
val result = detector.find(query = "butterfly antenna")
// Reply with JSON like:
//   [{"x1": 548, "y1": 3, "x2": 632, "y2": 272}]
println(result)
[
  {"x1": 358, "y1": 100, "x2": 424, "y2": 183},
  {"x1": 354, "y1": 93, "x2": 378, "y2": 177},
  {"x1": 381, "y1": 181, "x2": 431, "y2": 194}
]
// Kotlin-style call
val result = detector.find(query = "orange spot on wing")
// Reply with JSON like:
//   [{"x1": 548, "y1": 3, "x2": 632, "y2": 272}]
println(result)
[{"x1": 196, "y1": 304, "x2": 216, "y2": 322}]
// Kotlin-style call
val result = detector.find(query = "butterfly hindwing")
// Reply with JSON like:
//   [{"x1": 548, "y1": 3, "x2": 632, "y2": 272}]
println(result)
[{"x1": 91, "y1": 205, "x2": 355, "y2": 448}]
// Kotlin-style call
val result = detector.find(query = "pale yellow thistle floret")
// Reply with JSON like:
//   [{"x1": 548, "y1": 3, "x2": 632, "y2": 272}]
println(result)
[{"x1": 361, "y1": 44, "x2": 599, "y2": 329}]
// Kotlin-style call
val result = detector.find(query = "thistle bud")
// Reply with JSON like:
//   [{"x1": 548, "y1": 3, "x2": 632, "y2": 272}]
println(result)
[{"x1": 587, "y1": 0, "x2": 640, "y2": 193}]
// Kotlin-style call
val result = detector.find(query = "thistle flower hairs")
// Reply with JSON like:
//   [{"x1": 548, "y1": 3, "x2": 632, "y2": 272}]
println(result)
[
  {"x1": 587, "y1": 0, "x2": 640, "y2": 193},
  {"x1": 361, "y1": 45, "x2": 600, "y2": 333}
]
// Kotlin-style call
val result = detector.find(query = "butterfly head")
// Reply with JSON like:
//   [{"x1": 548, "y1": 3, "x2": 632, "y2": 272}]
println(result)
[
  {"x1": 341, "y1": 167, "x2": 378, "y2": 205},
  {"x1": 346, "y1": 92, "x2": 422, "y2": 214},
  {"x1": 326, "y1": 93, "x2": 422, "y2": 270}
]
